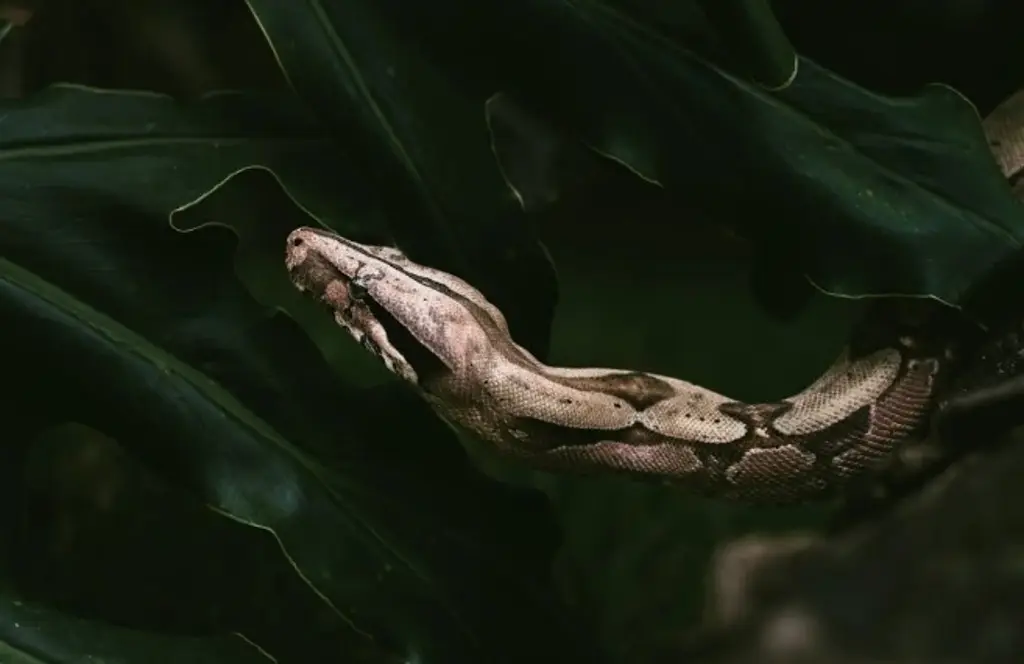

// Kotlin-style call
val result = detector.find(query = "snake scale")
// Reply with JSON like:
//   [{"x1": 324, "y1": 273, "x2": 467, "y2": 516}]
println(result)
[{"x1": 284, "y1": 89, "x2": 1024, "y2": 502}]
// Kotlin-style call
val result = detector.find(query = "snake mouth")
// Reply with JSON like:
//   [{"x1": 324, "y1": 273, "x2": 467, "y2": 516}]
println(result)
[
  {"x1": 284, "y1": 227, "x2": 453, "y2": 385},
  {"x1": 285, "y1": 240, "x2": 350, "y2": 304},
  {"x1": 284, "y1": 242, "x2": 388, "y2": 356}
]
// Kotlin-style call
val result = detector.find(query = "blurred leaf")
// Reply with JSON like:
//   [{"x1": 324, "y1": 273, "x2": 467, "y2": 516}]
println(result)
[
  {"x1": 0, "y1": 595, "x2": 270, "y2": 664},
  {"x1": 243, "y1": 0, "x2": 558, "y2": 357},
  {"x1": 14, "y1": 422, "x2": 378, "y2": 664},
  {"x1": 0, "y1": 85, "x2": 592, "y2": 663}
]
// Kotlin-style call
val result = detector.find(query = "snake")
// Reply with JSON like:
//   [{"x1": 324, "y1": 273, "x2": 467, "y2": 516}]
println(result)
[{"x1": 283, "y1": 89, "x2": 1024, "y2": 503}]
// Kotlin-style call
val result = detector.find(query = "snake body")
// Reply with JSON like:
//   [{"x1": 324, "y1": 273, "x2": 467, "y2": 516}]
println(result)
[{"x1": 284, "y1": 90, "x2": 1024, "y2": 502}]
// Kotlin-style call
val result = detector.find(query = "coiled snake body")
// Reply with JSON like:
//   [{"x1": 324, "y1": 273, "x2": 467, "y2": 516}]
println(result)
[{"x1": 284, "y1": 91, "x2": 1024, "y2": 502}]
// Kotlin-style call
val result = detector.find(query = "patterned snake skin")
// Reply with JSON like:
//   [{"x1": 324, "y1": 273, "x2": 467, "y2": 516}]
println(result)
[{"x1": 284, "y1": 88, "x2": 1024, "y2": 502}]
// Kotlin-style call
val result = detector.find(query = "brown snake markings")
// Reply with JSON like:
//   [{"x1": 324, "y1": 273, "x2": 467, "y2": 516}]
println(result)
[{"x1": 283, "y1": 89, "x2": 1024, "y2": 503}]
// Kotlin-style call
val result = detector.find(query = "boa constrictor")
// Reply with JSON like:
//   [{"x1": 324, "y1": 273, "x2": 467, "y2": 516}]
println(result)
[{"x1": 284, "y1": 91, "x2": 1024, "y2": 503}]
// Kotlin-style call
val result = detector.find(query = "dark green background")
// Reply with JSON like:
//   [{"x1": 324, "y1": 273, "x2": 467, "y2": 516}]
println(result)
[{"x1": 1, "y1": 1, "x2": 1022, "y2": 663}]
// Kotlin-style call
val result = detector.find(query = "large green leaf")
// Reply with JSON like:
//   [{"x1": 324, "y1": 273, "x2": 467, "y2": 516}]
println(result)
[
  {"x1": 319, "y1": 0, "x2": 1024, "y2": 303},
  {"x1": 0, "y1": 85, "x2": 591, "y2": 663},
  {"x1": 0, "y1": 596, "x2": 270, "y2": 664},
  {"x1": 691, "y1": 0, "x2": 798, "y2": 89},
  {"x1": 582, "y1": 0, "x2": 799, "y2": 89},
  {"x1": 243, "y1": 0, "x2": 558, "y2": 357},
  {"x1": 0, "y1": 255, "x2": 585, "y2": 662},
  {"x1": 552, "y1": 2, "x2": 1024, "y2": 301},
  {"x1": 0, "y1": 84, "x2": 351, "y2": 224}
]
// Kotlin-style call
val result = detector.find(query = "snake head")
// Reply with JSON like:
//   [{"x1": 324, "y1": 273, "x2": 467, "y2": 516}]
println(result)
[{"x1": 285, "y1": 226, "x2": 508, "y2": 386}]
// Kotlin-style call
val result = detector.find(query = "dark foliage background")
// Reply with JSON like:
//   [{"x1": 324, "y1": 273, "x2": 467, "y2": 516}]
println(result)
[{"x1": 1, "y1": 1, "x2": 1023, "y2": 663}]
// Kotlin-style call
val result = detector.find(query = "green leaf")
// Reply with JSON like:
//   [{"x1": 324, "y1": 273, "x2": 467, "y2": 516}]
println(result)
[
  {"x1": 0, "y1": 83, "x2": 386, "y2": 239},
  {"x1": 335, "y1": 0, "x2": 1024, "y2": 303},
  {"x1": 0, "y1": 596, "x2": 270, "y2": 664},
  {"x1": 692, "y1": 0, "x2": 798, "y2": 89},
  {"x1": 0, "y1": 252, "x2": 583, "y2": 663},
  {"x1": 0, "y1": 83, "x2": 392, "y2": 390},
  {"x1": 0, "y1": 85, "x2": 592, "y2": 662},
  {"x1": 243, "y1": 0, "x2": 558, "y2": 356},
  {"x1": 11, "y1": 422, "x2": 382, "y2": 663},
  {"x1": 540, "y1": 2, "x2": 1024, "y2": 301},
  {"x1": 577, "y1": 0, "x2": 798, "y2": 89}
]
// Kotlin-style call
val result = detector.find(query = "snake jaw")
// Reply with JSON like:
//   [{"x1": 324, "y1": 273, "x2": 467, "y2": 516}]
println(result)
[{"x1": 284, "y1": 228, "x2": 421, "y2": 383}]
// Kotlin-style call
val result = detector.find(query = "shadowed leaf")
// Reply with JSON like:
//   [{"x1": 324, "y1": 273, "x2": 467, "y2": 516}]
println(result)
[
  {"x1": 0, "y1": 83, "x2": 591, "y2": 663},
  {"x1": 312, "y1": 0, "x2": 1024, "y2": 302},
  {"x1": 0, "y1": 595, "x2": 270, "y2": 664}
]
